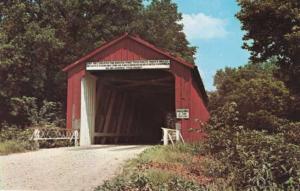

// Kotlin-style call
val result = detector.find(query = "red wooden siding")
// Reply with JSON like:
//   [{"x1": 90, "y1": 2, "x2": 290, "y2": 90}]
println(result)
[
  {"x1": 92, "y1": 38, "x2": 166, "y2": 62},
  {"x1": 64, "y1": 34, "x2": 209, "y2": 142},
  {"x1": 66, "y1": 66, "x2": 85, "y2": 129}
]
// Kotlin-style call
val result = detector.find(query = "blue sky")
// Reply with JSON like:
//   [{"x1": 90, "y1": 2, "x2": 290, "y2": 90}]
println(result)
[{"x1": 174, "y1": 0, "x2": 250, "y2": 90}]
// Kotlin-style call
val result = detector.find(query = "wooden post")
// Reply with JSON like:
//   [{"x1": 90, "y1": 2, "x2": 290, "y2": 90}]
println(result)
[
  {"x1": 101, "y1": 91, "x2": 117, "y2": 144},
  {"x1": 34, "y1": 129, "x2": 40, "y2": 148},
  {"x1": 114, "y1": 94, "x2": 127, "y2": 143},
  {"x1": 80, "y1": 74, "x2": 97, "y2": 146},
  {"x1": 74, "y1": 130, "x2": 79, "y2": 146},
  {"x1": 125, "y1": 99, "x2": 136, "y2": 142},
  {"x1": 95, "y1": 89, "x2": 111, "y2": 133},
  {"x1": 162, "y1": 128, "x2": 168, "y2": 145},
  {"x1": 175, "y1": 123, "x2": 181, "y2": 142}
]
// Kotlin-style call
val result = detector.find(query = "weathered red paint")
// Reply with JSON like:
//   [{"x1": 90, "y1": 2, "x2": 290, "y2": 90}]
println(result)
[{"x1": 63, "y1": 33, "x2": 209, "y2": 142}]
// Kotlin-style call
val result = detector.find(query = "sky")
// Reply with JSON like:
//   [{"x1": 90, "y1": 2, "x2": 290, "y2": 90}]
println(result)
[{"x1": 173, "y1": 0, "x2": 250, "y2": 90}]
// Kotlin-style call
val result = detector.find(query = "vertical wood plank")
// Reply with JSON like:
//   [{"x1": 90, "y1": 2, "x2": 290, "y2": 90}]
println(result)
[
  {"x1": 124, "y1": 98, "x2": 136, "y2": 142},
  {"x1": 114, "y1": 93, "x2": 127, "y2": 143},
  {"x1": 101, "y1": 90, "x2": 117, "y2": 144}
]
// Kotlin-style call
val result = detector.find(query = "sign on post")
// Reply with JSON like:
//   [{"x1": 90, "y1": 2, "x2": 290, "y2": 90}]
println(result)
[{"x1": 176, "y1": 109, "x2": 189, "y2": 119}]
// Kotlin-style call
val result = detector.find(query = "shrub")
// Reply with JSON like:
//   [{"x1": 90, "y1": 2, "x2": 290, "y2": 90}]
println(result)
[
  {"x1": 246, "y1": 110, "x2": 288, "y2": 133},
  {"x1": 0, "y1": 126, "x2": 37, "y2": 154},
  {"x1": 0, "y1": 124, "x2": 71, "y2": 152},
  {"x1": 0, "y1": 125, "x2": 34, "y2": 143},
  {"x1": 205, "y1": 102, "x2": 300, "y2": 190},
  {"x1": 9, "y1": 96, "x2": 65, "y2": 127},
  {"x1": 0, "y1": 140, "x2": 27, "y2": 155},
  {"x1": 282, "y1": 122, "x2": 300, "y2": 145},
  {"x1": 96, "y1": 172, "x2": 206, "y2": 191}
]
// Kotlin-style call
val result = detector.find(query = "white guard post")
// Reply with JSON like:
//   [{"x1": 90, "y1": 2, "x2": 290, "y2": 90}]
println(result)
[
  {"x1": 162, "y1": 125, "x2": 184, "y2": 146},
  {"x1": 80, "y1": 73, "x2": 97, "y2": 146}
]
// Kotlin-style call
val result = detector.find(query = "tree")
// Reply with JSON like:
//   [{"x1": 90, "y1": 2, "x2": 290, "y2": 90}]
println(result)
[
  {"x1": 0, "y1": 0, "x2": 145, "y2": 125},
  {"x1": 137, "y1": 0, "x2": 196, "y2": 63},
  {"x1": 0, "y1": 0, "x2": 195, "y2": 126},
  {"x1": 210, "y1": 61, "x2": 297, "y2": 130},
  {"x1": 236, "y1": 0, "x2": 300, "y2": 93}
]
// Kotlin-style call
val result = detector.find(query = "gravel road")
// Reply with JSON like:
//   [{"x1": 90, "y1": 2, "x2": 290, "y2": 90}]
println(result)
[{"x1": 0, "y1": 145, "x2": 148, "y2": 191}]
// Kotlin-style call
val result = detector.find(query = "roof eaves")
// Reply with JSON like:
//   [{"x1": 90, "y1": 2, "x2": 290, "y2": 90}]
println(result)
[
  {"x1": 128, "y1": 35, "x2": 194, "y2": 69},
  {"x1": 192, "y1": 66, "x2": 209, "y2": 105}
]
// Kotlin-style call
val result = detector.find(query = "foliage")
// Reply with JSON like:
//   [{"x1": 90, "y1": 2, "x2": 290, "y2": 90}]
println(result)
[
  {"x1": 210, "y1": 62, "x2": 298, "y2": 130},
  {"x1": 207, "y1": 60, "x2": 300, "y2": 190},
  {"x1": 0, "y1": 140, "x2": 29, "y2": 155},
  {"x1": 0, "y1": 123, "x2": 71, "y2": 152},
  {"x1": 0, "y1": 0, "x2": 195, "y2": 127},
  {"x1": 236, "y1": 0, "x2": 300, "y2": 94},
  {"x1": 0, "y1": 125, "x2": 37, "y2": 154},
  {"x1": 206, "y1": 102, "x2": 300, "y2": 190},
  {"x1": 137, "y1": 0, "x2": 196, "y2": 63},
  {"x1": 95, "y1": 145, "x2": 214, "y2": 191},
  {"x1": 9, "y1": 96, "x2": 64, "y2": 127},
  {"x1": 282, "y1": 122, "x2": 300, "y2": 145},
  {"x1": 97, "y1": 173, "x2": 206, "y2": 191},
  {"x1": 0, "y1": 124, "x2": 34, "y2": 142}
]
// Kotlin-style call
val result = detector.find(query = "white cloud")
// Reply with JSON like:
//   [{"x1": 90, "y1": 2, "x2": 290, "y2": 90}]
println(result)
[{"x1": 180, "y1": 13, "x2": 228, "y2": 40}]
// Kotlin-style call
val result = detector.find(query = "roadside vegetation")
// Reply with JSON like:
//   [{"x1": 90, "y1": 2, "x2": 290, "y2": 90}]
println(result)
[
  {"x1": 97, "y1": 60, "x2": 300, "y2": 190},
  {"x1": 0, "y1": 99, "x2": 68, "y2": 155}
]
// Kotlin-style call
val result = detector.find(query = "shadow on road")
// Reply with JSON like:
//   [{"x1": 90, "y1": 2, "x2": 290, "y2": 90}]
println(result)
[
  {"x1": 110, "y1": 145, "x2": 149, "y2": 151},
  {"x1": 68, "y1": 145, "x2": 119, "y2": 151},
  {"x1": 68, "y1": 145, "x2": 150, "y2": 151}
]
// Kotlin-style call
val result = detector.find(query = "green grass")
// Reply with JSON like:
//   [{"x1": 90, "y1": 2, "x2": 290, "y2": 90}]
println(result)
[
  {"x1": 95, "y1": 144, "x2": 226, "y2": 191},
  {"x1": 0, "y1": 140, "x2": 28, "y2": 155}
]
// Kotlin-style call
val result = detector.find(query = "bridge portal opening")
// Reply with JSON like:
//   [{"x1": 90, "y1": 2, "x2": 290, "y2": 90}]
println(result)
[{"x1": 90, "y1": 70, "x2": 175, "y2": 144}]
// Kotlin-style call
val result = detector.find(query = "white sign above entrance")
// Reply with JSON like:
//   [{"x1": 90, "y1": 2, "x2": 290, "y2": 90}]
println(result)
[
  {"x1": 86, "y1": 60, "x2": 170, "y2": 71},
  {"x1": 176, "y1": 109, "x2": 189, "y2": 119}
]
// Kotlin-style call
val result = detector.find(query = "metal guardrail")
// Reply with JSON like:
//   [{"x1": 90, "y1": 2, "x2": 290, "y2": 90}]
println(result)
[
  {"x1": 30, "y1": 128, "x2": 80, "y2": 147},
  {"x1": 161, "y1": 127, "x2": 184, "y2": 146}
]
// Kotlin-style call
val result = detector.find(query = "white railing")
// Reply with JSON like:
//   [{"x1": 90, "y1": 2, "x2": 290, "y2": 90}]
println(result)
[
  {"x1": 161, "y1": 127, "x2": 184, "y2": 146},
  {"x1": 30, "y1": 128, "x2": 80, "y2": 147}
]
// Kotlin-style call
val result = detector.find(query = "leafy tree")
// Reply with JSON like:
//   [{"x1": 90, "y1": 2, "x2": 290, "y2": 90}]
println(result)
[
  {"x1": 0, "y1": 0, "x2": 195, "y2": 126},
  {"x1": 209, "y1": 61, "x2": 298, "y2": 131},
  {"x1": 137, "y1": 0, "x2": 196, "y2": 63},
  {"x1": 236, "y1": 0, "x2": 300, "y2": 93}
]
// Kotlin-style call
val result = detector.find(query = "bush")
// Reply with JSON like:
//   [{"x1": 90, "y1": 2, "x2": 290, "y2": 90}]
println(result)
[
  {"x1": 205, "y1": 102, "x2": 300, "y2": 190},
  {"x1": 0, "y1": 124, "x2": 71, "y2": 153},
  {"x1": 0, "y1": 125, "x2": 34, "y2": 143},
  {"x1": 0, "y1": 126, "x2": 37, "y2": 154},
  {"x1": 96, "y1": 172, "x2": 206, "y2": 191},
  {"x1": 9, "y1": 96, "x2": 65, "y2": 128},
  {"x1": 246, "y1": 110, "x2": 287, "y2": 133},
  {"x1": 282, "y1": 122, "x2": 300, "y2": 145},
  {"x1": 0, "y1": 140, "x2": 28, "y2": 155}
]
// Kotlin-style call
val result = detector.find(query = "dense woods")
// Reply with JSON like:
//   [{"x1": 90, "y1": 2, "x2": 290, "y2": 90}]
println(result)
[{"x1": 0, "y1": 0, "x2": 195, "y2": 128}]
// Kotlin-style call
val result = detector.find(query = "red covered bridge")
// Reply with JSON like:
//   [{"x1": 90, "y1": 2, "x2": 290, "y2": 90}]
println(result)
[{"x1": 63, "y1": 33, "x2": 209, "y2": 145}]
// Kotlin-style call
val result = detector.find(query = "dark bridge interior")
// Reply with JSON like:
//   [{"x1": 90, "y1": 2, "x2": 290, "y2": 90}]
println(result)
[{"x1": 90, "y1": 70, "x2": 175, "y2": 144}]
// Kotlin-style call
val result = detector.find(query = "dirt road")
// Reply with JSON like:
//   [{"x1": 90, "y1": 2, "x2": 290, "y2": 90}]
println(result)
[{"x1": 0, "y1": 145, "x2": 148, "y2": 191}]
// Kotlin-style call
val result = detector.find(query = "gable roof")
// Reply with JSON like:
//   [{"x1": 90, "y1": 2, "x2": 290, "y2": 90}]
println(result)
[
  {"x1": 62, "y1": 33, "x2": 208, "y2": 104},
  {"x1": 63, "y1": 33, "x2": 194, "y2": 72}
]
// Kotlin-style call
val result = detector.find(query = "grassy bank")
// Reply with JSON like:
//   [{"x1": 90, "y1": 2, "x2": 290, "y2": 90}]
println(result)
[
  {"x1": 0, "y1": 127, "x2": 72, "y2": 155},
  {"x1": 0, "y1": 127, "x2": 36, "y2": 155},
  {"x1": 96, "y1": 144, "x2": 228, "y2": 191},
  {"x1": 96, "y1": 136, "x2": 300, "y2": 191},
  {"x1": 0, "y1": 140, "x2": 30, "y2": 155}
]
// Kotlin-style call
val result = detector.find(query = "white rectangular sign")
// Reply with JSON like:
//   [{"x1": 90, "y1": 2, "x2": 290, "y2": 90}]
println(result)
[
  {"x1": 176, "y1": 109, "x2": 189, "y2": 119},
  {"x1": 86, "y1": 60, "x2": 170, "y2": 71}
]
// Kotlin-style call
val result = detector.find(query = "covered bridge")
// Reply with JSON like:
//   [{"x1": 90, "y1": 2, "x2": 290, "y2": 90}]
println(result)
[{"x1": 63, "y1": 33, "x2": 209, "y2": 145}]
